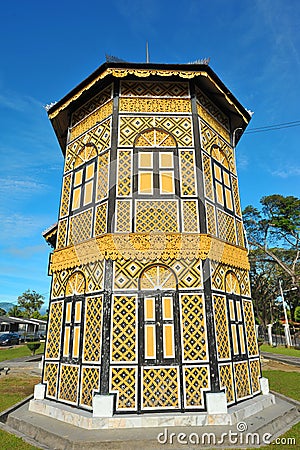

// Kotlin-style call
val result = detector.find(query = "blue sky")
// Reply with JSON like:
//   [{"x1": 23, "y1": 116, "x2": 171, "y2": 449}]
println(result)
[{"x1": 0, "y1": 0, "x2": 299, "y2": 306}]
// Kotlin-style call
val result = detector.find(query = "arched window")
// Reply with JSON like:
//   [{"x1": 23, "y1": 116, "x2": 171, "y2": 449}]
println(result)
[
  {"x1": 65, "y1": 271, "x2": 86, "y2": 297},
  {"x1": 211, "y1": 145, "x2": 233, "y2": 211},
  {"x1": 71, "y1": 144, "x2": 98, "y2": 212},
  {"x1": 140, "y1": 264, "x2": 177, "y2": 290},
  {"x1": 225, "y1": 271, "x2": 241, "y2": 295}
]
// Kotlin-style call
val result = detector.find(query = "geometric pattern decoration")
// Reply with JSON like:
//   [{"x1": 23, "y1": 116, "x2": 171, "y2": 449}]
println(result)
[
  {"x1": 68, "y1": 209, "x2": 93, "y2": 246},
  {"x1": 110, "y1": 366, "x2": 137, "y2": 410},
  {"x1": 119, "y1": 97, "x2": 191, "y2": 114},
  {"x1": 80, "y1": 366, "x2": 100, "y2": 408},
  {"x1": 182, "y1": 200, "x2": 199, "y2": 232},
  {"x1": 111, "y1": 296, "x2": 137, "y2": 362},
  {"x1": 65, "y1": 118, "x2": 111, "y2": 173},
  {"x1": 45, "y1": 301, "x2": 63, "y2": 359},
  {"x1": 179, "y1": 150, "x2": 197, "y2": 196},
  {"x1": 211, "y1": 262, "x2": 251, "y2": 297},
  {"x1": 97, "y1": 151, "x2": 110, "y2": 201},
  {"x1": 142, "y1": 366, "x2": 180, "y2": 409},
  {"x1": 120, "y1": 81, "x2": 190, "y2": 98},
  {"x1": 200, "y1": 120, "x2": 235, "y2": 173},
  {"x1": 57, "y1": 218, "x2": 68, "y2": 249},
  {"x1": 249, "y1": 359, "x2": 261, "y2": 394},
  {"x1": 202, "y1": 153, "x2": 214, "y2": 201},
  {"x1": 113, "y1": 258, "x2": 202, "y2": 291},
  {"x1": 234, "y1": 361, "x2": 251, "y2": 399},
  {"x1": 60, "y1": 174, "x2": 72, "y2": 218},
  {"x1": 231, "y1": 175, "x2": 242, "y2": 217},
  {"x1": 197, "y1": 103, "x2": 230, "y2": 144},
  {"x1": 119, "y1": 116, "x2": 193, "y2": 147},
  {"x1": 51, "y1": 269, "x2": 72, "y2": 299},
  {"x1": 58, "y1": 364, "x2": 79, "y2": 404},
  {"x1": 206, "y1": 202, "x2": 217, "y2": 236},
  {"x1": 180, "y1": 294, "x2": 207, "y2": 361},
  {"x1": 219, "y1": 363, "x2": 235, "y2": 404},
  {"x1": 183, "y1": 366, "x2": 210, "y2": 408},
  {"x1": 43, "y1": 362, "x2": 59, "y2": 398},
  {"x1": 115, "y1": 200, "x2": 131, "y2": 233},
  {"x1": 71, "y1": 85, "x2": 112, "y2": 126},
  {"x1": 196, "y1": 87, "x2": 230, "y2": 136},
  {"x1": 140, "y1": 264, "x2": 176, "y2": 290},
  {"x1": 217, "y1": 209, "x2": 236, "y2": 245},
  {"x1": 236, "y1": 220, "x2": 245, "y2": 248},
  {"x1": 70, "y1": 100, "x2": 113, "y2": 142},
  {"x1": 213, "y1": 295, "x2": 231, "y2": 360},
  {"x1": 117, "y1": 150, "x2": 132, "y2": 196},
  {"x1": 243, "y1": 300, "x2": 259, "y2": 356},
  {"x1": 225, "y1": 271, "x2": 241, "y2": 295},
  {"x1": 83, "y1": 296, "x2": 103, "y2": 362},
  {"x1": 135, "y1": 200, "x2": 178, "y2": 232},
  {"x1": 85, "y1": 260, "x2": 104, "y2": 293},
  {"x1": 73, "y1": 144, "x2": 97, "y2": 170},
  {"x1": 135, "y1": 128, "x2": 176, "y2": 148},
  {"x1": 94, "y1": 202, "x2": 107, "y2": 236}
]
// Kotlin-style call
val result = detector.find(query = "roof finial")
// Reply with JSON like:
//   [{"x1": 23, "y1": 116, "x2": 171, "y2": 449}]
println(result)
[{"x1": 146, "y1": 41, "x2": 150, "y2": 63}]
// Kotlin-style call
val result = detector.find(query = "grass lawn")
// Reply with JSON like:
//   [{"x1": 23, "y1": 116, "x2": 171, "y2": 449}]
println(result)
[
  {"x1": 260, "y1": 344, "x2": 300, "y2": 357},
  {"x1": 0, "y1": 343, "x2": 45, "y2": 363}
]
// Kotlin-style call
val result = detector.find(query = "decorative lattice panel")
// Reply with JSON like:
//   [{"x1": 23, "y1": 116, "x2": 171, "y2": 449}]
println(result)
[
  {"x1": 211, "y1": 262, "x2": 251, "y2": 297},
  {"x1": 45, "y1": 301, "x2": 63, "y2": 359},
  {"x1": 119, "y1": 116, "x2": 193, "y2": 147},
  {"x1": 206, "y1": 202, "x2": 216, "y2": 236},
  {"x1": 200, "y1": 121, "x2": 235, "y2": 173},
  {"x1": 213, "y1": 295, "x2": 231, "y2": 360},
  {"x1": 72, "y1": 85, "x2": 112, "y2": 126},
  {"x1": 51, "y1": 269, "x2": 72, "y2": 299},
  {"x1": 85, "y1": 260, "x2": 104, "y2": 292},
  {"x1": 231, "y1": 176, "x2": 242, "y2": 217},
  {"x1": 182, "y1": 200, "x2": 199, "y2": 232},
  {"x1": 180, "y1": 150, "x2": 197, "y2": 196},
  {"x1": 57, "y1": 219, "x2": 68, "y2": 249},
  {"x1": 120, "y1": 81, "x2": 189, "y2": 97},
  {"x1": 60, "y1": 174, "x2": 72, "y2": 218},
  {"x1": 58, "y1": 364, "x2": 79, "y2": 404},
  {"x1": 70, "y1": 101, "x2": 113, "y2": 141},
  {"x1": 110, "y1": 367, "x2": 137, "y2": 410},
  {"x1": 68, "y1": 209, "x2": 93, "y2": 246},
  {"x1": 65, "y1": 118, "x2": 111, "y2": 172},
  {"x1": 43, "y1": 363, "x2": 59, "y2": 398},
  {"x1": 236, "y1": 220, "x2": 245, "y2": 247},
  {"x1": 135, "y1": 129, "x2": 176, "y2": 147},
  {"x1": 219, "y1": 363, "x2": 235, "y2": 403},
  {"x1": 119, "y1": 97, "x2": 191, "y2": 113},
  {"x1": 80, "y1": 367, "x2": 100, "y2": 408},
  {"x1": 140, "y1": 265, "x2": 176, "y2": 290},
  {"x1": 97, "y1": 151, "x2": 109, "y2": 201},
  {"x1": 83, "y1": 296, "x2": 103, "y2": 362},
  {"x1": 249, "y1": 359, "x2": 261, "y2": 393},
  {"x1": 65, "y1": 271, "x2": 86, "y2": 296},
  {"x1": 94, "y1": 202, "x2": 107, "y2": 235},
  {"x1": 184, "y1": 366, "x2": 209, "y2": 407},
  {"x1": 217, "y1": 209, "x2": 236, "y2": 245},
  {"x1": 196, "y1": 87, "x2": 230, "y2": 131},
  {"x1": 115, "y1": 200, "x2": 132, "y2": 233},
  {"x1": 180, "y1": 294, "x2": 207, "y2": 361},
  {"x1": 111, "y1": 296, "x2": 137, "y2": 362},
  {"x1": 143, "y1": 367, "x2": 180, "y2": 409},
  {"x1": 135, "y1": 201, "x2": 178, "y2": 232},
  {"x1": 113, "y1": 258, "x2": 202, "y2": 291},
  {"x1": 234, "y1": 361, "x2": 251, "y2": 399},
  {"x1": 202, "y1": 153, "x2": 214, "y2": 201},
  {"x1": 117, "y1": 150, "x2": 132, "y2": 196},
  {"x1": 243, "y1": 300, "x2": 259, "y2": 356}
]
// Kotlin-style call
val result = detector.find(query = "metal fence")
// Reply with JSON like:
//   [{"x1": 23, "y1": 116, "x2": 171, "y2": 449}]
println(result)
[{"x1": 258, "y1": 325, "x2": 300, "y2": 348}]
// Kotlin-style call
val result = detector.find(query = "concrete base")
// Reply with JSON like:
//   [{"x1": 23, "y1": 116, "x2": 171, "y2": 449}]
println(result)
[
  {"x1": 2, "y1": 393, "x2": 300, "y2": 449},
  {"x1": 28, "y1": 394, "x2": 275, "y2": 429}
]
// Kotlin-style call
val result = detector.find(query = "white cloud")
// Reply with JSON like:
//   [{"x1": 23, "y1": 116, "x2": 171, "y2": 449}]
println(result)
[{"x1": 271, "y1": 167, "x2": 300, "y2": 178}]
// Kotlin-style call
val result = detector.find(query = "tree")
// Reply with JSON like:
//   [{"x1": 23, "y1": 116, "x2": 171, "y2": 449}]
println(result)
[
  {"x1": 0, "y1": 308, "x2": 6, "y2": 316},
  {"x1": 7, "y1": 304, "x2": 23, "y2": 317},
  {"x1": 295, "y1": 306, "x2": 300, "y2": 323},
  {"x1": 17, "y1": 290, "x2": 44, "y2": 318}
]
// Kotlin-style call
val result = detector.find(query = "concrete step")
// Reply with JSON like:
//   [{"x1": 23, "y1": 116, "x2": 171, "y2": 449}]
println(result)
[{"x1": 3, "y1": 395, "x2": 300, "y2": 449}]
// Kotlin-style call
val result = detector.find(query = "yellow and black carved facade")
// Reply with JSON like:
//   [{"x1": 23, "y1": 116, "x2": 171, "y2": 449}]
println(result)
[{"x1": 43, "y1": 62, "x2": 260, "y2": 414}]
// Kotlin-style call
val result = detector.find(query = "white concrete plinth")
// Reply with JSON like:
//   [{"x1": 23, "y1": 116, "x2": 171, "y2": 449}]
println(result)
[
  {"x1": 260, "y1": 377, "x2": 270, "y2": 395},
  {"x1": 93, "y1": 394, "x2": 115, "y2": 418},
  {"x1": 28, "y1": 393, "x2": 275, "y2": 429},
  {"x1": 33, "y1": 383, "x2": 46, "y2": 400},
  {"x1": 206, "y1": 391, "x2": 227, "y2": 414}
]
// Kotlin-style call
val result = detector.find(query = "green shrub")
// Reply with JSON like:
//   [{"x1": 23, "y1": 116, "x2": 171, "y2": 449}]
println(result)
[{"x1": 26, "y1": 342, "x2": 41, "y2": 355}]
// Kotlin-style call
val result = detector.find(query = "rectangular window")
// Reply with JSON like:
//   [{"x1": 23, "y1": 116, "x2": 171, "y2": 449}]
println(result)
[
  {"x1": 145, "y1": 325, "x2": 156, "y2": 359},
  {"x1": 72, "y1": 187, "x2": 81, "y2": 210},
  {"x1": 159, "y1": 152, "x2": 174, "y2": 168},
  {"x1": 162, "y1": 297, "x2": 173, "y2": 320},
  {"x1": 139, "y1": 152, "x2": 153, "y2": 168},
  {"x1": 145, "y1": 297, "x2": 155, "y2": 321},
  {"x1": 163, "y1": 324, "x2": 175, "y2": 358},
  {"x1": 139, "y1": 172, "x2": 153, "y2": 194},
  {"x1": 160, "y1": 171, "x2": 174, "y2": 194},
  {"x1": 84, "y1": 180, "x2": 94, "y2": 206},
  {"x1": 216, "y1": 182, "x2": 224, "y2": 205},
  {"x1": 225, "y1": 188, "x2": 233, "y2": 210}
]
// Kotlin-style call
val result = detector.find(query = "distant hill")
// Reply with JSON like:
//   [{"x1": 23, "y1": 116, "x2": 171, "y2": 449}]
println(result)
[{"x1": 0, "y1": 302, "x2": 15, "y2": 313}]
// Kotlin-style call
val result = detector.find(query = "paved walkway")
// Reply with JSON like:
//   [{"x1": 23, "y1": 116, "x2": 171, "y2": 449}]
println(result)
[{"x1": 261, "y1": 351, "x2": 300, "y2": 367}]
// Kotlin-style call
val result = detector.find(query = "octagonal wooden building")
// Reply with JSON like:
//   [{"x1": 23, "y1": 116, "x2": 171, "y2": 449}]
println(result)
[{"x1": 41, "y1": 61, "x2": 260, "y2": 416}]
